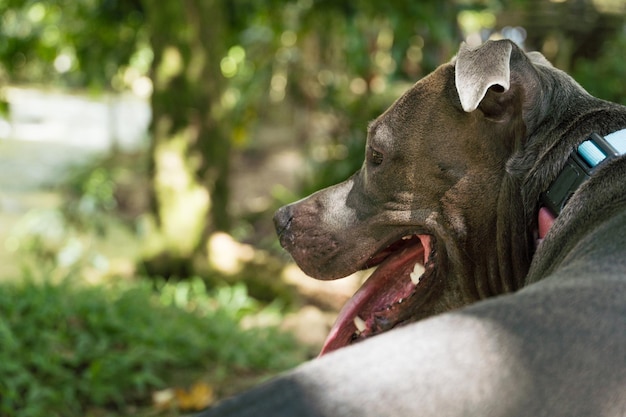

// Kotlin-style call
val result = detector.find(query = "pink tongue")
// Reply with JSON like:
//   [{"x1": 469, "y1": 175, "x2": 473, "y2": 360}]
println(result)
[
  {"x1": 320, "y1": 235, "x2": 430, "y2": 355},
  {"x1": 538, "y1": 206, "x2": 555, "y2": 240}
]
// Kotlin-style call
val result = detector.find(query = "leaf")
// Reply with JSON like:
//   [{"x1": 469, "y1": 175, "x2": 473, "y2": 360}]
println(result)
[{"x1": 174, "y1": 381, "x2": 215, "y2": 411}]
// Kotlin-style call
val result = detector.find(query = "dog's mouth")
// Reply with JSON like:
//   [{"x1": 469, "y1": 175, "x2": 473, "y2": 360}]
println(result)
[{"x1": 320, "y1": 234, "x2": 436, "y2": 355}]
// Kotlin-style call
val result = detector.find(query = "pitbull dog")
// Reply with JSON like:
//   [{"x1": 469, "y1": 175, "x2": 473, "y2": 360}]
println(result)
[{"x1": 199, "y1": 40, "x2": 626, "y2": 416}]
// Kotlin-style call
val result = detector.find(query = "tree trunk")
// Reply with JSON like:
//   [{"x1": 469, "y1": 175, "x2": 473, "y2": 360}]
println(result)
[{"x1": 141, "y1": 0, "x2": 230, "y2": 274}]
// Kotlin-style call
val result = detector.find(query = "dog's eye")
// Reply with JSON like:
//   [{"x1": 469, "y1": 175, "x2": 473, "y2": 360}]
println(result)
[{"x1": 367, "y1": 147, "x2": 384, "y2": 165}]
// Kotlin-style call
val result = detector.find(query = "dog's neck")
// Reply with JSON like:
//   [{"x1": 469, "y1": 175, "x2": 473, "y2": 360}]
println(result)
[{"x1": 497, "y1": 95, "x2": 626, "y2": 291}]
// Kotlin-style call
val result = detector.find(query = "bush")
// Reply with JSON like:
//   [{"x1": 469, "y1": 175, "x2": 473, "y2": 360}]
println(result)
[
  {"x1": 0, "y1": 275, "x2": 305, "y2": 417},
  {"x1": 573, "y1": 30, "x2": 626, "y2": 105}
]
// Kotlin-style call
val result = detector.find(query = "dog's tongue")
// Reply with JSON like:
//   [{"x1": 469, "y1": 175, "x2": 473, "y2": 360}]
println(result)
[{"x1": 320, "y1": 236, "x2": 429, "y2": 355}]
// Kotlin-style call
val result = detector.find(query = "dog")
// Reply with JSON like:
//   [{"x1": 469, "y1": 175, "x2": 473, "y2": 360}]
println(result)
[{"x1": 199, "y1": 39, "x2": 626, "y2": 416}]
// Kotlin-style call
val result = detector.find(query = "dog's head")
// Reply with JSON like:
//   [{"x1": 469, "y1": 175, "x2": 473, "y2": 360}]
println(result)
[{"x1": 274, "y1": 40, "x2": 589, "y2": 354}]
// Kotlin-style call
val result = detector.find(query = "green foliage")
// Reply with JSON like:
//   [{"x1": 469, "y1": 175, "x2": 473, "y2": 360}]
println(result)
[
  {"x1": 5, "y1": 152, "x2": 148, "y2": 278},
  {"x1": 60, "y1": 153, "x2": 146, "y2": 231},
  {"x1": 3, "y1": 150, "x2": 306, "y2": 416},
  {"x1": 573, "y1": 30, "x2": 626, "y2": 105},
  {"x1": 0, "y1": 275, "x2": 304, "y2": 416},
  {"x1": 0, "y1": 0, "x2": 145, "y2": 89},
  {"x1": 9, "y1": 156, "x2": 132, "y2": 273},
  {"x1": 221, "y1": 0, "x2": 460, "y2": 196}
]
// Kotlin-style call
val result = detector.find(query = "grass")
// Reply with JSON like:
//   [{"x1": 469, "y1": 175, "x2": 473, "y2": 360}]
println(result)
[
  {"x1": 0, "y1": 147, "x2": 311, "y2": 416},
  {"x1": 0, "y1": 274, "x2": 307, "y2": 417}
]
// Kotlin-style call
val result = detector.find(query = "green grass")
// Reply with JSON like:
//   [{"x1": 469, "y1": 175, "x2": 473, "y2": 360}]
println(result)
[
  {"x1": 0, "y1": 145, "x2": 310, "y2": 416},
  {"x1": 0, "y1": 274, "x2": 306, "y2": 417}
]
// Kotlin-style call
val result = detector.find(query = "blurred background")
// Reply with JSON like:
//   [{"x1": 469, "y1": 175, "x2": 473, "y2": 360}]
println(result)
[{"x1": 0, "y1": 0, "x2": 624, "y2": 415}]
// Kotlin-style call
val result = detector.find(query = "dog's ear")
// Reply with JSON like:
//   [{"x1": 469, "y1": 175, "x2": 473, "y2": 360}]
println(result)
[
  {"x1": 527, "y1": 51, "x2": 553, "y2": 68},
  {"x1": 455, "y1": 41, "x2": 513, "y2": 113}
]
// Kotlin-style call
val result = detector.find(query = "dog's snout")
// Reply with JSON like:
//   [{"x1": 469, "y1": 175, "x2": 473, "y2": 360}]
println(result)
[{"x1": 273, "y1": 205, "x2": 293, "y2": 237}]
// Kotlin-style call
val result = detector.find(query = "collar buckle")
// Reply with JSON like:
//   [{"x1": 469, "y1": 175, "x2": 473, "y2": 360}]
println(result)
[{"x1": 541, "y1": 132, "x2": 621, "y2": 216}]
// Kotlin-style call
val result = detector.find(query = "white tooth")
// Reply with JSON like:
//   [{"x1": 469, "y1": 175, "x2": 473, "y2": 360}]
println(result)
[
  {"x1": 353, "y1": 316, "x2": 366, "y2": 332},
  {"x1": 410, "y1": 263, "x2": 424, "y2": 285},
  {"x1": 401, "y1": 235, "x2": 413, "y2": 240}
]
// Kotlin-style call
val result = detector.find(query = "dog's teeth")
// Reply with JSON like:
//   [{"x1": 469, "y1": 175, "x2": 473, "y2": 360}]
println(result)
[
  {"x1": 410, "y1": 263, "x2": 424, "y2": 285},
  {"x1": 402, "y1": 235, "x2": 413, "y2": 240},
  {"x1": 353, "y1": 316, "x2": 366, "y2": 332}
]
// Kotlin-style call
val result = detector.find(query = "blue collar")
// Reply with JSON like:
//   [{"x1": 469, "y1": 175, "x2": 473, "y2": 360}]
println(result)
[{"x1": 541, "y1": 128, "x2": 626, "y2": 216}]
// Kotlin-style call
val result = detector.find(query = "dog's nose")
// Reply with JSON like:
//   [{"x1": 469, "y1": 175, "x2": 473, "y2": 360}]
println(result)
[{"x1": 273, "y1": 205, "x2": 293, "y2": 237}]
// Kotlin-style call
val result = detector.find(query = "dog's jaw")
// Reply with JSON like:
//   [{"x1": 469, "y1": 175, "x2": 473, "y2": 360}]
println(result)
[{"x1": 320, "y1": 234, "x2": 436, "y2": 355}]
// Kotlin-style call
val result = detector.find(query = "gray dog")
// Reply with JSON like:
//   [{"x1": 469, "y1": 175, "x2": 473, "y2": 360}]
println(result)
[{"x1": 199, "y1": 40, "x2": 626, "y2": 416}]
